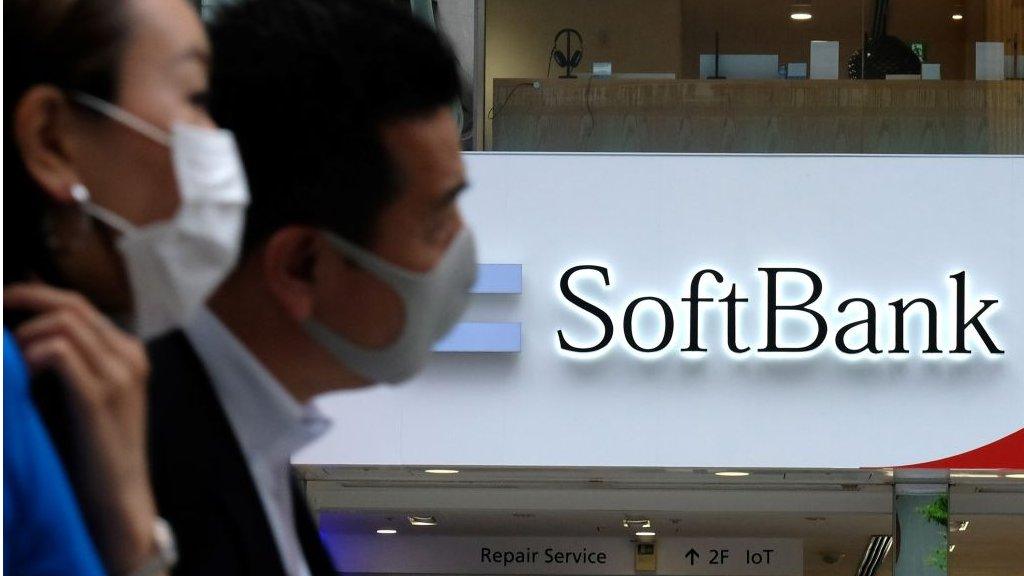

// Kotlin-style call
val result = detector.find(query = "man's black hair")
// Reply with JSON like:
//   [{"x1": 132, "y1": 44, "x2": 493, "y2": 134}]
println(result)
[{"x1": 208, "y1": 0, "x2": 462, "y2": 253}]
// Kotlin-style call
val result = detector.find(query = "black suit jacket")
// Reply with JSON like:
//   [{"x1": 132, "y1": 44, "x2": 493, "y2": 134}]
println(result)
[{"x1": 147, "y1": 330, "x2": 337, "y2": 576}]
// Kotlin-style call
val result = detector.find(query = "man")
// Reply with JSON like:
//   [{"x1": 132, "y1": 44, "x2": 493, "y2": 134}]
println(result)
[{"x1": 146, "y1": 0, "x2": 475, "y2": 574}]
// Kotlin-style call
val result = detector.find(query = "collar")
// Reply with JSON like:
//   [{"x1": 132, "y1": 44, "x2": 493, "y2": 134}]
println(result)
[{"x1": 185, "y1": 308, "x2": 331, "y2": 459}]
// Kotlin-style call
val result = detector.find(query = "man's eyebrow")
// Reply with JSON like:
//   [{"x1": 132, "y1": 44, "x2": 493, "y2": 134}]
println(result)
[{"x1": 434, "y1": 181, "x2": 468, "y2": 210}]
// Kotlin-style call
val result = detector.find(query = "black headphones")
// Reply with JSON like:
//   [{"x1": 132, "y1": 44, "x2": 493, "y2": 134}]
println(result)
[{"x1": 550, "y1": 28, "x2": 583, "y2": 78}]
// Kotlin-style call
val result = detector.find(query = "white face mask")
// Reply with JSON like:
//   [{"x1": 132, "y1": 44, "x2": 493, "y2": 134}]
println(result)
[
  {"x1": 70, "y1": 93, "x2": 250, "y2": 339},
  {"x1": 304, "y1": 227, "x2": 477, "y2": 383}
]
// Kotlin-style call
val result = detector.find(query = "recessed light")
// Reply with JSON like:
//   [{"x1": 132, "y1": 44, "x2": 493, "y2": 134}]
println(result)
[
  {"x1": 408, "y1": 516, "x2": 438, "y2": 526},
  {"x1": 950, "y1": 472, "x2": 999, "y2": 478},
  {"x1": 424, "y1": 469, "x2": 459, "y2": 475},
  {"x1": 951, "y1": 13, "x2": 964, "y2": 20},
  {"x1": 635, "y1": 531, "x2": 657, "y2": 537},
  {"x1": 623, "y1": 518, "x2": 653, "y2": 529},
  {"x1": 949, "y1": 544, "x2": 956, "y2": 552},
  {"x1": 377, "y1": 529, "x2": 398, "y2": 535},
  {"x1": 715, "y1": 471, "x2": 750, "y2": 477},
  {"x1": 791, "y1": 12, "x2": 813, "y2": 21},
  {"x1": 1006, "y1": 473, "x2": 1024, "y2": 479},
  {"x1": 957, "y1": 521, "x2": 970, "y2": 532}
]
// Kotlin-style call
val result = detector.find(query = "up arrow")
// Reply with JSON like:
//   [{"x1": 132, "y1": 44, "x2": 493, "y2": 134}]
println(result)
[{"x1": 685, "y1": 549, "x2": 700, "y2": 566}]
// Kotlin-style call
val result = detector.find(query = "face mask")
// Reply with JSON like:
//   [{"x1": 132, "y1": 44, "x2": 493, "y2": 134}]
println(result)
[
  {"x1": 70, "y1": 93, "x2": 250, "y2": 339},
  {"x1": 304, "y1": 227, "x2": 477, "y2": 383}
]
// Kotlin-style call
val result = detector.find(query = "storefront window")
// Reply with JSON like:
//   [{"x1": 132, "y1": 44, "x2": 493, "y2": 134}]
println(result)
[
  {"x1": 473, "y1": 0, "x2": 1023, "y2": 154},
  {"x1": 948, "y1": 478, "x2": 1024, "y2": 575},
  {"x1": 305, "y1": 466, "x2": 898, "y2": 576}
]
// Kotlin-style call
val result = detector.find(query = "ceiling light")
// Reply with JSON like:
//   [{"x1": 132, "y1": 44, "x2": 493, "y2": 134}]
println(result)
[
  {"x1": 408, "y1": 516, "x2": 438, "y2": 527},
  {"x1": 424, "y1": 469, "x2": 459, "y2": 474},
  {"x1": 377, "y1": 529, "x2": 397, "y2": 535},
  {"x1": 950, "y1": 472, "x2": 999, "y2": 478},
  {"x1": 715, "y1": 471, "x2": 750, "y2": 477},
  {"x1": 1006, "y1": 473, "x2": 1024, "y2": 479},
  {"x1": 635, "y1": 531, "x2": 657, "y2": 537},
  {"x1": 957, "y1": 520, "x2": 970, "y2": 532},
  {"x1": 791, "y1": 12, "x2": 813, "y2": 20},
  {"x1": 949, "y1": 544, "x2": 956, "y2": 552},
  {"x1": 951, "y1": 13, "x2": 964, "y2": 20}
]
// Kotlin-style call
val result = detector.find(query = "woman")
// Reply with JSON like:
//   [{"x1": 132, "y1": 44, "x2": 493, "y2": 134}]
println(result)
[{"x1": 4, "y1": 0, "x2": 247, "y2": 574}]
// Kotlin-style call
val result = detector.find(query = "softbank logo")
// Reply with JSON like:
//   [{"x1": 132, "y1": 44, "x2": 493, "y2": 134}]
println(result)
[
  {"x1": 557, "y1": 266, "x2": 1005, "y2": 358},
  {"x1": 434, "y1": 264, "x2": 523, "y2": 353}
]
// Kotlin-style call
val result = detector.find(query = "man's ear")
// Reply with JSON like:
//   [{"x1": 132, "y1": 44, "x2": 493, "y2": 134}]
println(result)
[
  {"x1": 14, "y1": 86, "x2": 85, "y2": 203},
  {"x1": 261, "y1": 227, "x2": 326, "y2": 321}
]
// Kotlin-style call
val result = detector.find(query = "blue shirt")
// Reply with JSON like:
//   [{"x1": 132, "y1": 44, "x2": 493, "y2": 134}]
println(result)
[{"x1": 4, "y1": 328, "x2": 106, "y2": 576}]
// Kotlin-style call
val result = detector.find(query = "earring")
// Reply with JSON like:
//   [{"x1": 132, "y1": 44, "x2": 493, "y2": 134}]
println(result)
[{"x1": 70, "y1": 182, "x2": 91, "y2": 203}]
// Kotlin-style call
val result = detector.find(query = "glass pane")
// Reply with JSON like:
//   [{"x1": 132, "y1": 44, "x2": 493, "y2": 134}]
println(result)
[
  {"x1": 948, "y1": 475, "x2": 1024, "y2": 576},
  {"x1": 307, "y1": 467, "x2": 896, "y2": 576},
  {"x1": 480, "y1": 0, "x2": 1024, "y2": 154}
]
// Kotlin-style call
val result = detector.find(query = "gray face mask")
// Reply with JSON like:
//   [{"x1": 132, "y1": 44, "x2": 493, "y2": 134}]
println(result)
[{"x1": 304, "y1": 227, "x2": 477, "y2": 383}]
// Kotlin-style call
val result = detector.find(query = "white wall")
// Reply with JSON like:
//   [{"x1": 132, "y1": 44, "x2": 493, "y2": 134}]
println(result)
[{"x1": 298, "y1": 154, "x2": 1024, "y2": 470}]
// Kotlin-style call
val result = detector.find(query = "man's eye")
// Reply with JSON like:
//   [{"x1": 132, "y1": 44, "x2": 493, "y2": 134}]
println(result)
[{"x1": 189, "y1": 91, "x2": 211, "y2": 110}]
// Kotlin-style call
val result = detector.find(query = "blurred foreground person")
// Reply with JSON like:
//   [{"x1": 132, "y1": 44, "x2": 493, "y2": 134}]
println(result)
[
  {"x1": 4, "y1": 0, "x2": 248, "y2": 574},
  {"x1": 147, "y1": 0, "x2": 472, "y2": 574}
]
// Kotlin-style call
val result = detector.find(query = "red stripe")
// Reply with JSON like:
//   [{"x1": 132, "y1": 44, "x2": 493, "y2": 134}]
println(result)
[{"x1": 896, "y1": 428, "x2": 1024, "y2": 469}]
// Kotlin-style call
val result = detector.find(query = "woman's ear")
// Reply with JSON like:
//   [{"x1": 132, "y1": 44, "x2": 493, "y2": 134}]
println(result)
[
  {"x1": 14, "y1": 86, "x2": 85, "y2": 203},
  {"x1": 261, "y1": 227, "x2": 323, "y2": 321}
]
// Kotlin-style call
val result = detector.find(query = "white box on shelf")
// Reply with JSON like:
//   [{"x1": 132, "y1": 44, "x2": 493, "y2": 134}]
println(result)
[
  {"x1": 976, "y1": 42, "x2": 1005, "y2": 80},
  {"x1": 810, "y1": 41, "x2": 840, "y2": 79},
  {"x1": 921, "y1": 63, "x2": 941, "y2": 80}
]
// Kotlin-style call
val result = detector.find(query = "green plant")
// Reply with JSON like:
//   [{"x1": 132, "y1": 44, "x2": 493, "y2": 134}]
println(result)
[
  {"x1": 919, "y1": 495, "x2": 949, "y2": 527},
  {"x1": 919, "y1": 495, "x2": 949, "y2": 572}
]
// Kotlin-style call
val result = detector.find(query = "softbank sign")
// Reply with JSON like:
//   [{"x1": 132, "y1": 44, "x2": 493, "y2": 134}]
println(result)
[
  {"x1": 301, "y1": 154, "x2": 1023, "y2": 470},
  {"x1": 557, "y1": 266, "x2": 1003, "y2": 357}
]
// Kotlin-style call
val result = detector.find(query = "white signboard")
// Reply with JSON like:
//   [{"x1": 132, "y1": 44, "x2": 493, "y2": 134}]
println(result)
[
  {"x1": 660, "y1": 538, "x2": 802, "y2": 576},
  {"x1": 298, "y1": 154, "x2": 1024, "y2": 469}
]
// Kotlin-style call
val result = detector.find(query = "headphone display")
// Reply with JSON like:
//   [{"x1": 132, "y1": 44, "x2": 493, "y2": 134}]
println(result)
[{"x1": 550, "y1": 28, "x2": 583, "y2": 78}]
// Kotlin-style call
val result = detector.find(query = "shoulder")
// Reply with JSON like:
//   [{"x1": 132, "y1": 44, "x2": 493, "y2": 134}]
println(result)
[
  {"x1": 4, "y1": 328, "x2": 31, "y2": 472},
  {"x1": 4, "y1": 328, "x2": 29, "y2": 396},
  {"x1": 3, "y1": 331, "x2": 107, "y2": 576}
]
